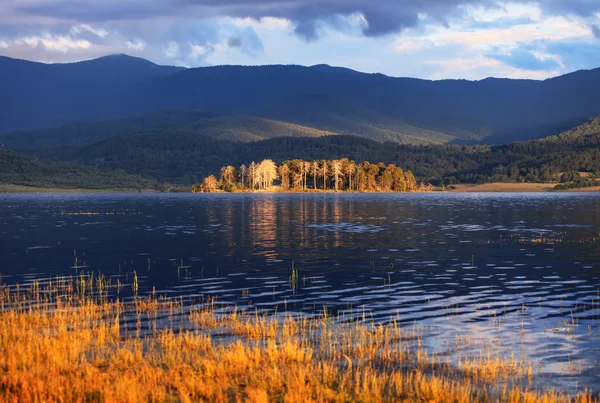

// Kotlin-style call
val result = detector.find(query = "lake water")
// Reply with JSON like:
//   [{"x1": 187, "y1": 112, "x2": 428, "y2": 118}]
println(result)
[{"x1": 1, "y1": 192, "x2": 600, "y2": 393}]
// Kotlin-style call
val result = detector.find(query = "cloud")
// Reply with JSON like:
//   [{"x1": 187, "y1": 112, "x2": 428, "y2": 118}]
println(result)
[
  {"x1": 1, "y1": 0, "x2": 600, "y2": 79},
  {"x1": 4, "y1": 0, "x2": 600, "y2": 44},
  {"x1": 537, "y1": 0, "x2": 600, "y2": 16},
  {"x1": 9, "y1": 0, "x2": 497, "y2": 40},
  {"x1": 227, "y1": 36, "x2": 242, "y2": 48},
  {"x1": 488, "y1": 47, "x2": 560, "y2": 71},
  {"x1": 546, "y1": 40, "x2": 600, "y2": 70},
  {"x1": 0, "y1": 15, "x2": 266, "y2": 66},
  {"x1": 16, "y1": 34, "x2": 92, "y2": 53}
]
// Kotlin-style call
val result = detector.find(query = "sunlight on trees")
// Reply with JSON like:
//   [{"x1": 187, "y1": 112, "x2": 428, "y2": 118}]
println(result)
[{"x1": 193, "y1": 158, "x2": 417, "y2": 192}]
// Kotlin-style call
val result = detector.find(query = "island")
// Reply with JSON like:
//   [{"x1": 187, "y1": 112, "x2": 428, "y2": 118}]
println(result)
[{"x1": 192, "y1": 158, "x2": 419, "y2": 193}]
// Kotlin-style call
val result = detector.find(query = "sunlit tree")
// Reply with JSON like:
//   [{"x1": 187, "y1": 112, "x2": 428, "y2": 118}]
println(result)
[
  {"x1": 194, "y1": 158, "x2": 417, "y2": 193},
  {"x1": 343, "y1": 159, "x2": 356, "y2": 191},
  {"x1": 201, "y1": 175, "x2": 219, "y2": 192},
  {"x1": 332, "y1": 160, "x2": 342, "y2": 192},
  {"x1": 239, "y1": 164, "x2": 247, "y2": 187},
  {"x1": 248, "y1": 162, "x2": 257, "y2": 190},
  {"x1": 320, "y1": 160, "x2": 328, "y2": 190},
  {"x1": 278, "y1": 162, "x2": 291, "y2": 190},
  {"x1": 257, "y1": 159, "x2": 278, "y2": 189},
  {"x1": 311, "y1": 161, "x2": 319, "y2": 190},
  {"x1": 220, "y1": 166, "x2": 237, "y2": 189}
]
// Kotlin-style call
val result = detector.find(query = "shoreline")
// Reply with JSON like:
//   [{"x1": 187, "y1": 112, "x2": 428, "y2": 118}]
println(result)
[
  {"x1": 450, "y1": 183, "x2": 600, "y2": 192},
  {"x1": 0, "y1": 184, "x2": 160, "y2": 194},
  {"x1": 3, "y1": 183, "x2": 599, "y2": 194}
]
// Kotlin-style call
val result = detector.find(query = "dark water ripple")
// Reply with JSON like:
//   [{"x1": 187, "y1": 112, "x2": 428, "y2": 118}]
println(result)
[{"x1": 1, "y1": 192, "x2": 600, "y2": 393}]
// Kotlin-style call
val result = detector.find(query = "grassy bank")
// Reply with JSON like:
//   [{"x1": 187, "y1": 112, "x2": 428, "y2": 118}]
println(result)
[
  {"x1": 0, "y1": 274, "x2": 596, "y2": 402},
  {"x1": 451, "y1": 183, "x2": 557, "y2": 192}
]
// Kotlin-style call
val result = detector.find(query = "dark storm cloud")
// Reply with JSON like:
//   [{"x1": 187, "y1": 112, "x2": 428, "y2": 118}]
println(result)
[
  {"x1": 8, "y1": 0, "x2": 600, "y2": 41},
  {"x1": 10, "y1": 0, "x2": 600, "y2": 41},
  {"x1": 12, "y1": 0, "x2": 496, "y2": 40}
]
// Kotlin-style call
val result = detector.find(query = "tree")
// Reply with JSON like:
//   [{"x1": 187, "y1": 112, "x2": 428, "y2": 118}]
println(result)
[
  {"x1": 239, "y1": 164, "x2": 247, "y2": 187},
  {"x1": 194, "y1": 158, "x2": 418, "y2": 193},
  {"x1": 321, "y1": 160, "x2": 328, "y2": 190},
  {"x1": 289, "y1": 160, "x2": 303, "y2": 190},
  {"x1": 311, "y1": 161, "x2": 319, "y2": 190},
  {"x1": 303, "y1": 161, "x2": 311, "y2": 190},
  {"x1": 248, "y1": 161, "x2": 257, "y2": 189},
  {"x1": 344, "y1": 159, "x2": 356, "y2": 191},
  {"x1": 366, "y1": 162, "x2": 379, "y2": 191},
  {"x1": 379, "y1": 165, "x2": 393, "y2": 191},
  {"x1": 278, "y1": 162, "x2": 291, "y2": 190},
  {"x1": 332, "y1": 160, "x2": 342, "y2": 192},
  {"x1": 257, "y1": 159, "x2": 278, "y2": 189},
  {"x1": 404, "y1": 171, "x2": 417, "y2": 191},
  {"x1": 220, "y1": 165, "x2": 237, "y2": 189},
  {"x1": 200, "y1": 175, "x2": 218, "y2": 192}
]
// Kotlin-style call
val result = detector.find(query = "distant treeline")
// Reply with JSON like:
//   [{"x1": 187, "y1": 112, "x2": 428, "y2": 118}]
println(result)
[
  {"x1": 0, "y1": 148, "x2": 157, "y2": 190},
  {"x1": 192, "y1": 159, "x2": 418, "y2": 193},
  {"x1": 553, "y1": 172, "x2": 600, "y2": 190}
]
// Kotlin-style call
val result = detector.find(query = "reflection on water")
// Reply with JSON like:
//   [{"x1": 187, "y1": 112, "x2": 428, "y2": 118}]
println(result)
[{"x1": 1, "y1": 192, "x2": 600, "y2": 393}]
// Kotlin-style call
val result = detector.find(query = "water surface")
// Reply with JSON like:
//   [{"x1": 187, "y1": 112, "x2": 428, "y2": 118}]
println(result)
[{"x1": 1, "y1": 192, "x2": 599, "y2": 393}]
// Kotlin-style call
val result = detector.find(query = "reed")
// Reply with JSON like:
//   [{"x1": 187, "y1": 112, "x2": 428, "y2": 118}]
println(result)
[{"x1": 0, "y1": 273, "x2": 596, "y2": 402}]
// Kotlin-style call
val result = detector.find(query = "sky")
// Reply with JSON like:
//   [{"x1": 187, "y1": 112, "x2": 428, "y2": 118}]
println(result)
[{"x1": 1, "y1": 0, "x2": 600, "y2": 80}]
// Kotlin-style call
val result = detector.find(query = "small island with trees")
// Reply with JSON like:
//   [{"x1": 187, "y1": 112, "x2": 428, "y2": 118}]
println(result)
[{"x1": 192, "y1": 158, "x2": 418, "y2": 193}]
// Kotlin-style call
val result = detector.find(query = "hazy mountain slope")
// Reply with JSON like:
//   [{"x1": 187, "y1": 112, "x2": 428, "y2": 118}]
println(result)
[
  {"x1": 173, "y1": 114, "x2": 334, "y2": 142},
  {"x1": 2, "y1": 55, "x2": 600, "y2": 144},
  {"x1": 0, "y1": 110, "x2": 336, "y2": 149},
  {"x1": 118, "y1": 65, "x2": 492, "y2": 143}
]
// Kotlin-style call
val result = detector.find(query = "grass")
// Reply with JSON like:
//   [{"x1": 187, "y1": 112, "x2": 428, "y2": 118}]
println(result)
[
  {"x1": 0, "y1": 274, "x2": 597, "y2": 402},
  {"x1": 451, "y1": 183, "x2": 558, "y2": 192}
]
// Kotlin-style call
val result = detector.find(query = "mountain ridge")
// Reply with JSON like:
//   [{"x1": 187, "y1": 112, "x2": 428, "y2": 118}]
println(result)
[{"x1": 2, "y1": 54, "x2": 600, "y2": 145}]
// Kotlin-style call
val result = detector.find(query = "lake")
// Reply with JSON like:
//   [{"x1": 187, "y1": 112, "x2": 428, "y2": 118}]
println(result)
[{"x1": 1, "y1": 192, "x2": 599, "y2": 393}]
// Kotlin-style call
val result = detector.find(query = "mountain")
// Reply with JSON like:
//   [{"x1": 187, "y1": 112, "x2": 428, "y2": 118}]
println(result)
[
  {"x1": 0, "y1": 54, "x2": 183, "y2": 132},
  {"x1": 2, "y1": 54, "x2": 600, "y2": 144}
]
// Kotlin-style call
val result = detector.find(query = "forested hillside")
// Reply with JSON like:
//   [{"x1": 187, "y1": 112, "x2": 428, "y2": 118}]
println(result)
[
  {"x1": 25, "y1": 116, "x2": 600, "y2": 186},
  {"x1": 0, "y1": 148, "x2": 158, "y2": 190},
  {"x1": 0, "y1": 111, "x2": 334, "y2": 149}
]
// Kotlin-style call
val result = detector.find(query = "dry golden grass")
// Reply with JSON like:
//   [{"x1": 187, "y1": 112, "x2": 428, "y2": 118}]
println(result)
[
  {"x1": 0, "y1": 275, "x2": 596, "y2": 403},
  {"x1": 451, "y1": 183, "x2": 557, "y2": 192}
]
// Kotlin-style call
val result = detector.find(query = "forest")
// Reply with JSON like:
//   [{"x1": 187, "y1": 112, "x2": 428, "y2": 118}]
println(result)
[
  {"x1": 192, "y1": 159, "x2": 418, "y2": 193},
  {"x1": 39, "y1": 116, "x2": 597, "y2": 187},
  {"x1": 1, "y1": 116, "x2": 600, "y2": 190},
  {"x1": 0, "y1": 148, "x2": 158, "y2": 190}
]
